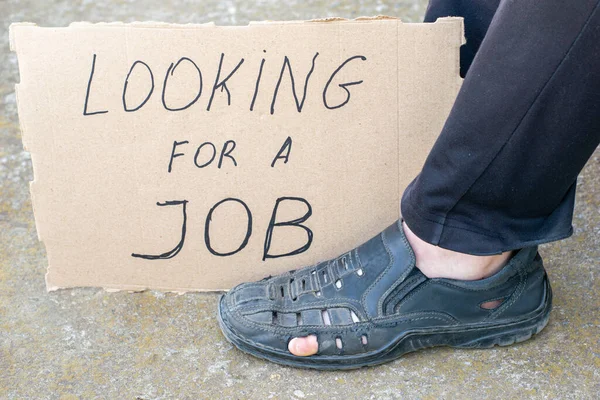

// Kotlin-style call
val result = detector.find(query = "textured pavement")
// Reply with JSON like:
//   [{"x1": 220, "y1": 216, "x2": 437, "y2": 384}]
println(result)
[{"x1": 1, "y1": 1, "x2": 599, "y2": 399}]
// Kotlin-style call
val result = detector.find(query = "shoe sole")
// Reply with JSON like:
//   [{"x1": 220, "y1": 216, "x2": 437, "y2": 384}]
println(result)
[{"x1": 217, "y1": 279, "x2": 552, "y2": 370}]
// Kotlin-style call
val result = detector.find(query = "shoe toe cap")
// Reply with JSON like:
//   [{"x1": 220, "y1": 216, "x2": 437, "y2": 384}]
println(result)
[{"x1": 218, "y1": 290, "x2": 293, "y2": 354}]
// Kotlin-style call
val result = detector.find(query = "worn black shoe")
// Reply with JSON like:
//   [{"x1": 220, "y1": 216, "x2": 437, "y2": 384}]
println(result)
[{"x1": 217, "y1": 220, "x2": 552, "y2": 370}]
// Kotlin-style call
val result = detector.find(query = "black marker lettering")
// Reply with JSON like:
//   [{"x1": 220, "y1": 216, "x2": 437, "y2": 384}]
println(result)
[
  {"x1": 207, "y1": 53, "x2": 245, "y2": 111},
  {"x1": 271, "y1": 136, "x2": 292, "y2": 167},
  {"x1": 131, "y1": 200, "x2": 188, "y2": 260},
  {"x1": 194, "y1": 142, "x2": 217, "y2": 168},
  {"x1": 218, "y1": 140, "x2": 238, "y2": 168},
  {"x1": 83, "y1": 54, "x2": 108, "y2": 116},
  {"x1": 123, "y1": 60, "x2": 155, "y2": 112},
  {"x1": 270, "y1": 52, "x2": 319, "y2": 115},
  {"x1": 250, "y1": 50, "x2": 266, "y2": 111},
  {"x1": 323, "y1": 55, "x2": 367, "y2": 110},
  {"x1": 162, "y1": 57, "x2": 203, "y2": 111},
  {"x1": 263, "y1": 197, "x2": 313, "y2": 260},
  {"x1": 168, "y1": 140, "x2": 189, "y2": 173},
  {"x1": 205, "y1": 198, "x2": 252, "y2": 257}
]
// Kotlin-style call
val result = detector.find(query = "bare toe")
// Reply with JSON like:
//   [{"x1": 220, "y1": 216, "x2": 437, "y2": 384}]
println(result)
[{"x1": 288, "y1": 335, "x2": 318, "y2": 356}]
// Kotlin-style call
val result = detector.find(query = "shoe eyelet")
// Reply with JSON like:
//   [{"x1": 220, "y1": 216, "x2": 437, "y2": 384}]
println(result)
[
  {"x1": 335, "y1": 279, "x2": 342, "y2": 289},
  {"x1": 315, "y1": 290, "x2": 322, "y2": 297},
  {"x1": 356, "y1": 268, "x2": 364, "y2": 277}
]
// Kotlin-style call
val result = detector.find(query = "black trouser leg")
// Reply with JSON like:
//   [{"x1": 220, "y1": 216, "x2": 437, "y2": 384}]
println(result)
[
  {"x1": 424, "y1": 0, "x2": 500, "y2": 77},
  {"x1": 402, "y1": 0, "x2": 600, "y2": 255}
]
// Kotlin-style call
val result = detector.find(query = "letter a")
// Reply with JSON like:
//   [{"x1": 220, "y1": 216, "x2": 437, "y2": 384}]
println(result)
[{"x1": 271, "y1": 136, "x2": 292, "y2": 167}]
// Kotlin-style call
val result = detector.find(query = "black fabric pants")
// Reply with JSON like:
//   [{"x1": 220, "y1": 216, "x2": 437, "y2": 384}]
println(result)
[{"x1": 401, "y1": 0, "x2": 600, "y2": 255}]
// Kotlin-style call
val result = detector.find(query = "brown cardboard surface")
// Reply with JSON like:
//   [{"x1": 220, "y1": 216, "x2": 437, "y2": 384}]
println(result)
[{"x1": 9, "y1": 17, "x2": 463, "y2": 291}]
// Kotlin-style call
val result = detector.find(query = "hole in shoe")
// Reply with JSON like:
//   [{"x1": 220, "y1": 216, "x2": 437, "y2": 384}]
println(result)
[
  {"x1": 280, "y1": 286, "x2": 285, "y2": 298},
  {"x1": 272, "y1": 311, "x2": 278, "y2": 325},
  {"x1": 361, "y1": 335, "x2": 368, "y2": 345},
  {"x1": 480, "y1": 298, "x2": 504, "y2": 310},
  {"x1": 335, "y1": 279, "x2": 342, "y2": 289},
  {"x1": 342, "y1": 258, "x2": 349, "y2": 270},
  {"x1": 321, "y1": 309, "x2": 331, "y2": 325},
  {"x1": 350, "y1": 310, "x2": 360, "y2": 323},
  {"x1": 322, "y1": 270, "x2": 329, "y2": 283},
  {"x1": 296, "y1": 313, "x2": 302, "y2": 326},
  {"x1": 335, "y1": 337, "x2": 343, "y2": 350},
  {"x1": 301, "y1": 279, "x2": 306, "y2": 290}
]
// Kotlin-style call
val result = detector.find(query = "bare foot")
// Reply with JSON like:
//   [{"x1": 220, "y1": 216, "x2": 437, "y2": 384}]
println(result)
[
  {"x1": 287, "y1": 222, "x2": 514, "y2": 357},
  {"x1": 402, "y1": 221, "x2": 513, "y2": 281}
]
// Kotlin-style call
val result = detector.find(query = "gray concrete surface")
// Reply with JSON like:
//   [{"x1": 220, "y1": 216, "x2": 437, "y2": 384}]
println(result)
[{"x1": 1, "y1": 1, "x2": 599, "y2": 399}]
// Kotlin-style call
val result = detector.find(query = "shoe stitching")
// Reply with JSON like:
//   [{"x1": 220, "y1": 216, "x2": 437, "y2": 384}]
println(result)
[
  {"x1": 224, "y1": 225, "x2": 548, "y2": 356},
  {"x1": 229, "y1": 306, "x2": 369, "y2": 336},
  {"x1": 377, "y1": 221, "x2": 416, "y2": 316},
  {"x1": 223, "y1": 299, "x2": 548, "y2": 356},
  {"x1": 373, "y1": 311, "x2": 460, "y2": 325},
  {"x1": 231, "y1": 281, "x2": 270, "y2": 294},
  {"x1": 226, "y1": 304, "x2": 457, "y2": 338},
  {"x1": 233, "y1": 293, "x2": 269, "y2": 306},
  {"x1": 353, "y1": 248, "x2": 363, "y2": 271},
  {"x1": 383, "y1": 274, "x2": 427, "y2": 314},
  {"x1": 432, "y1": 280, "x2": 506, "y2": 292},
  {"x1": 238, "y1": 299, "x2": 365, "y2": 317},
  {"x1": 225, "y1": 308, "x2": 543, "y2": 358},
  {"x1": 361, "y1": 230, "x2": 394, "y2": 318},
  {"x1": 222, "y1": 271, "x2": 550, "y2": 356},
  {"x1": 394, "y1": 280, "x2": 434, "y2": 312},
  {"x1": 483, "y1": 254, "x2": 527, "y2": 321},
  {"x1": 379, "y1": 273, "x2": 422, "y2": 316},
  {"x1": 223, "y1": 319, "x2": 463, "y2": 361},
  {"x1": 242, "y1": 254, "x2": 371, "y2": 317},
  {"x1": 487, "y1": 269, "x2": 528, "y2": 321}
]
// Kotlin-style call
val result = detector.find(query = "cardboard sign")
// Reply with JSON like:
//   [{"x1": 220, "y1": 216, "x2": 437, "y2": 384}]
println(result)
[{"x1": 10, "y1": 17, "x2": 463, "y2": 291}]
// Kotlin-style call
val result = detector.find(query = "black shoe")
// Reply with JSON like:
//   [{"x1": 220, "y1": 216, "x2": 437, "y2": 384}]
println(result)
[{"x1": 217, "y1": 220, "x2": 552, "y2": 370}]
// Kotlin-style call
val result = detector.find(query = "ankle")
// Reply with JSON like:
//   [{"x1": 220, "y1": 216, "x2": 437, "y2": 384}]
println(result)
[{"x1": 402, "y1": 221, "x2": 513, "y2": 280}]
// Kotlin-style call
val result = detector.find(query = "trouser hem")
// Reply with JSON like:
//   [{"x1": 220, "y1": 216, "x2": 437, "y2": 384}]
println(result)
[{"x1": 401, "y1": 198, "x2": 574, "y2": 256}]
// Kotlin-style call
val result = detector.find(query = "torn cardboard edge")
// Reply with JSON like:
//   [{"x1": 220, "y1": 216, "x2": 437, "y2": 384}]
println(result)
[
  {"x1": 8, "y1": 16, "x2": 466, "y2": 36},
  {"x1": 11, "y1": 16, "x2": 464, "y2": 293}
]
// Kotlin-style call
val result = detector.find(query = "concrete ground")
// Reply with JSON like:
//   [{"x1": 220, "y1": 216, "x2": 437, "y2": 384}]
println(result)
[{"x1": 1, "y1": 1, "x2": 599, "y2": 399}]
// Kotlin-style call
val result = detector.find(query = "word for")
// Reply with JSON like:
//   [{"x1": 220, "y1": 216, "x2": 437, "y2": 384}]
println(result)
[
  {"x1": 83, "y1": 52, "x2": 367, "y2": 116},
  {"x1": 167, "y1": 136, "x2": 293, "y2": 172},
  {"x1": 131, "y1": 197, "x2": 313, "y2": 260}
]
